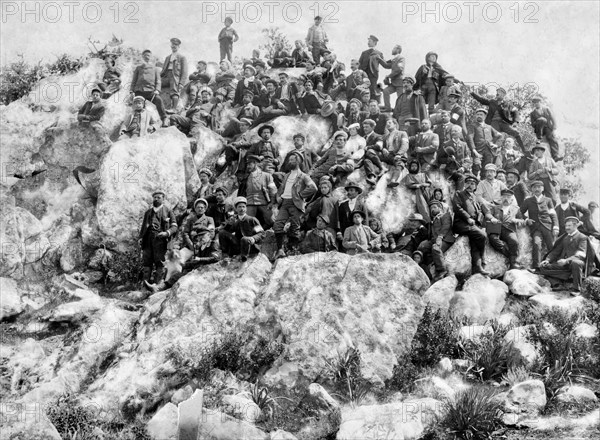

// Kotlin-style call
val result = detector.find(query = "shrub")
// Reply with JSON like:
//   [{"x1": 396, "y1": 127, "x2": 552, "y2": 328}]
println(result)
[
  {"x1": 428, "y1": 387, "x2": 503, "y2": 440},
  {"x1": 501, "y1": 365, "x2": 532, "y2": 386},
  {"x1": 385, "y1": 356, "x2": 420, "y2": 392},
  {"x1": 527, "y1": 307, "x2": 599, "y2": 398},
  {"x1": 46, "y1": 394, "x2": 98, "y2": 439},
  {"x1": 106, "y1": 248, "x2": 143, "y2": 285},
  {"x1": 324, "y1": 347, "x2": 374, "y2": 406},
  {"x1": 0, "y1": 55, "x2": 45, "y2": 105},
  {"x1": 246, "y1": 335, "x2": 284, "y2": 380},
  {"x1": 461, "y1": 323, "x2": 523, "y2": 382},
  {"x1": 411, "y1": 305, "x2": 461, "y2": 368}
]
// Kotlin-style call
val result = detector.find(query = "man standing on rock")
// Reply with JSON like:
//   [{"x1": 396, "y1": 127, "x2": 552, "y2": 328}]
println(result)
[
  {"x1": 130, "y1": 49, "x2": 168, "y2": 127},
  {"x1": 306, "y1": 16, "x2": 329, "y2": 65},
  {"x1": 139, "y1": 190, "x2": 178, "y2": 285},
  {"x1": 538, "y1": 216, "x2": 588, "y2": 294},
  {"x1": 358, "y1": 35, "x2": 384, "y2": 103},
  {"x1": 273, "y1": 151, "x2": 318, "y2": 258},
  {"x1": 244, "y1": 154, "x2": 278, "y2": 230},
  {"x1": 161, "y1": 38, "x2": 188, "y2": 112},
  {"x1": 418, "y1": 200, "x2": 454, "y2": 281},
  {"x1": 452, "y1": 174, "x2": 498, "y2": 276},
  {"x1": 530, "y1": 94, "x2": 561, "y2": 161}
]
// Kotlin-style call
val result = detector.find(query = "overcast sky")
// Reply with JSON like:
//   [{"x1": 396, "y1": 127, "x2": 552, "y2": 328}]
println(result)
[{"x1": 2, "y1": 1, "x2": 599, "y2": 195}]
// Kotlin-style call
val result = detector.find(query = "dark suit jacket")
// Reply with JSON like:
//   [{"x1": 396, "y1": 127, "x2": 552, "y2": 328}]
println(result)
[
  {"x1": 78, "y1": 101, "x2": 106, "y2": 122},
  {"x1": 555, "y1": 202, "x2": 591, "y2": 235},
  {"x1": 139, "y1": 205, "x2": 178, "y2": 247},
  {"x1": 520, "y1": 195, "x2": 558, "y2": 232},
  {"x1": 280, "y1": 149, "x2": 320, "y2": 174},
  {"x1": 358, "y1": 48, "x2": 384, "y2": 77},
  {"x1": 452, "y1": 190, "x2": 487, "y2": 230},
  {"x1": 431, "y1": 211, "x2": 455, "y2": 244},
  {"x1": 546, "y1": 231, "x2": 588, "y2": 262},
  {"x1": 414, "y1": 63, "x2": 449, "y2": 92},
  {"x1": 337, "y1": 197, "x2": 368, "y2": 234},
  {"x1": 234, "y1": 79, "x2": 263, "y2": 107},
  {"x1": 507, "y1": 181, "x2": 529, "y2": 208},
  {"x1": 470, "y1": 92, "x2": 518, "y2": 125},
  {"x1": 161, "y1": 52, "x2": 188, "y2": 85}
]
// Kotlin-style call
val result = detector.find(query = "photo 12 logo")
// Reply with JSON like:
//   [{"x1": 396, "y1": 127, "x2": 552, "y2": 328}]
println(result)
[
  {"x1": 1, "y1": 1, "x2": 140, "y2": 24},
  {"x1": 200, "y1": 1, "x2": 340, "y2": 24}
]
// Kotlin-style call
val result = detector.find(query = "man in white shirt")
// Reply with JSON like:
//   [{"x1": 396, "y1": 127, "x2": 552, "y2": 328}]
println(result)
[{"x1": 475, "y1": 163, "x2": 506, "y2": 207}]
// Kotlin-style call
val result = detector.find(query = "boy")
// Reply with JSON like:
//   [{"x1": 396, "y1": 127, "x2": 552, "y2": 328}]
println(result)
[{"x1": 218, "y1": 17, "x2": 239, "y2": 62}]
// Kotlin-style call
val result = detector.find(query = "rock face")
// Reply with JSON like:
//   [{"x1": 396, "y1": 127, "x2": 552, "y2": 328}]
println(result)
[
  {"x1": 256, "y1": 253, "x2": 429, "y2": 386},
  {"x1": 1, "y1": 277, "x2": 24, "y2": 320},
  {"x1": 96, "y1": 127, "x2": 200, "y2": 249},
  {"x1": 445, "y1": 237, "x2": 508, "y2": 278},
  {"x1": 528, "y1": 292, "x2": 586, "y2": 313},
  {"x1": 503, "y1": 269, "x2": 551, "y2": 297},
  {"x1": 449, "y1": 274, "x2": 508, "y2": 323}
]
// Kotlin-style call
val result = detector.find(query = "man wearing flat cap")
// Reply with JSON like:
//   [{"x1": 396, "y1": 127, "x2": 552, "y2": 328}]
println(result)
[
  {"x1": 418, "y1": 199, "x2": 454, "y2": 281},
  {"x1": 471, "y1": 87, "x2": 525, "y2": 152},
  {"x1": 475, "y1": 163, "x2": 507, "y2": 207},
  {"x1": 161, "y1": 38, "x2": 188, "y2": 111},
  {"x1": 273, "y1": 151, "x2": 318, "y2": 258},
  {"x1": 206, "y1": 186, "x2": 234, "y2": 229},
  {"x1": 503, "y1": 168, "x2": 528, "y2": 208},
  {"x1": 244, "y1": 154, "x2": 278, "y2": 230},
  {"x1": 300, "y1": 214, "x2": 337, "y2": 254},
  {"x1": 467, "y1": 107, "x2": 502, "y2": 176},
  {"x1": 414, "y1": 51, "x2": 451, "y2": 114},
  {"x1": 277, "y1": 133, "x2": 320, "y2": 176},
  {"x1": 452, "y1": 174, "x2": 498, "y2": 275},
  {"x1": 131, "y1": 49, "x2": 168, "y2": 127},
  {"x1": 391, "y1": 212, "x2": 430, "y2": 256},
  {"x1": 77, "y1": 87, "x2": 106, "y2": 133},
  {"x1": 139, "y1": 190, "x2": 178, "y2": 285},
  {"x1": 182, "y1": 198, "x2": 216, "y2": 252},
  {"x1": 393, "y1": 77, "x2": 428, "y2": 131},
  {"x1": 234, "y1": 64, "x2": 262, "y2": 107},
  {"x1": 187, "y1": 61, "x2": 212, "y2": 106},
  {"x1": 219, "y1": 196, "x2": 265, "y2": 261},
  {"x1": 538, "y1": 216, "x2": 588, "y2": 294},
  {"x1": 487, "y1": 188, "x2": 527, "y2": 269},
  {"x1": 555, "y1": 188, "x2": 592, "y2": 236},
  {"x1": 520, "y1": 180, "x2": 559, "y2": 269},
  {"x1": 119, "y1": 95, "x2": 160, "y2": 140},
  {"x1": 358, "y1": 35, "x2": 384, "y2": 103},
  {"x1": 530, "y1": 95, "x2": 561, "y2": 161},
  {"x1": 306, "y1": 16, "x2": 329, "y2": 65},
  {"x1": 528, "y1": 142, "x2": 559, "y2": 204},
  {"x1": 310, "y1": 131, "x2": 355, "y2": 184}
]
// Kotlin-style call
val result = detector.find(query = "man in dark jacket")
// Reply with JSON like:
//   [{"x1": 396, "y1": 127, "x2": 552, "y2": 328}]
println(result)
[
  {"x1": 470, "y1": 87, "x2": 525, "y2": 151},
  {"x1": 247, "y1": 124, "x2": 280, "y2": 174},
  {"x1": 234, "y1": 64, "x2": 263, "y2": 107},
  {"x1": 555, "y1": 188, "x2": 593, "y2": 236},
  {"x1": 530, "y1": 94, "x2": 561, "y2": 161},
  {"x1": 378, "y1": 44, "x2": 405, "y2": 112},
  {"x1": 418, "y1": 200, "x2": 455, "y2": 281},
  {"x1": 453, "y1": 174, "x2": 497, "y2": 275},
  {"x1": 274, "y1": 151, "x2": 318, "y2": 258},
  {"x1": 505, "y1": 168, "x2": 529, "y2": 208},
  {"x1": 358, "y1": 35, "x2": 384, "y2": 103},
  {"x1": 520, "y1": 180, "x2": 559, "y2": 269},
  {"x1": 139, "y1": 190, "x2": 178, "y2": 284},
  {"x1": 160, "y1": 38, "x2": 188, "y2": 111},
  {"x1": 538, "y1": 216, "x2": 588, "y2": 293},
  {"x1": 206, "y1": 186, "x2": 234, "y2": 229},
  {"x1": 487, "y1": 189, "x2": 529, "y2": 269},
  {"x1": 336, "y1": 182, "x2": 368, "y2": 248},
  {"x1": 218, "y1": 197, "x2": 265, "y2": 261},
  {"x1": 130, "y1": 49, "x2": 167, "y2": 126},
  {"x1": 393, "y1": 77, "x2": 428, "y2": 130},
  {"x1": 300, "y1": 214, "x2": 338, "y2": 254},
  {"x1": 391, "y1": 213, "x2": 429, "y2": 256},
  {"x1": 77, "y1": 87, "x2": 106, "y2": 132},
  {"x1": 414, "y1": 51, "x2": 449, "y2": 114}
]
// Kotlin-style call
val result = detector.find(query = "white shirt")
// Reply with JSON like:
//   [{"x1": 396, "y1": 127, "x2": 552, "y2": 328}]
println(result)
[
  {"x1": 282, "y1": 170, "x2": 299, "y2": 199},
  {"x1": 348, "y1": 198, "x2": 357, "y2": 211}
]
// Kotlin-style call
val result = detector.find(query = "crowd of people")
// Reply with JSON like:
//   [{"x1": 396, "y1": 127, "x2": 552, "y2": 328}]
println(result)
[{"x1": 75, "y1": 17, "x2": 600, "y2": 295}]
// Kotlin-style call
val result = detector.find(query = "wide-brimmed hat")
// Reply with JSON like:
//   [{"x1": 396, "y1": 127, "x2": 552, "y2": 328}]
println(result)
[
  {"x1": 320, "y1": 100, "x2": 337, "y2": 117},
  {"x1": 344, "y1": 182, "x2": 363, "y2": 194},
  {"x1": 259, "y1": 124, "x2": 275, "y2": 135},
  {"x1": 351, "y1": 209, "x2": 366, "y2": 219}
]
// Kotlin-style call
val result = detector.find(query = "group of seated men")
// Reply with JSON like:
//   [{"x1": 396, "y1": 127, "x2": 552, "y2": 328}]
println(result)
[{"x1": 73, "y1": 21, "x2": 599, "y2": 294}]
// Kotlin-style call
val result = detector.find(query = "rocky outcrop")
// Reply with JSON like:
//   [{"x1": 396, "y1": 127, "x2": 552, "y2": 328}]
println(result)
[
  {"x1": 256, "y1": 252, "x2": 429, "y2": 386},
  {"x1": 503, "y1": 269, "x2": 551, "y2": 297},
  {"x1": 449, "y1": 274, "x2": 508, "y2": 323},
  {"x1": 445, "y1": 237, "x2": 508, "y2": 278}
]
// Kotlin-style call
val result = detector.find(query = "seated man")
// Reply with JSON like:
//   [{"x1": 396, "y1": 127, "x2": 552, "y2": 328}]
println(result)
[
  {"x1": 205, "y1": 186, "x2": 234, "y2": 229},
  {"x1": 170, "y1": 87, "x2": 213, "y2": 137},
  {"x1": 119, "y1": 96, "x2": 159, "y2": 139},
  {"x1": 538, "y1": 216, "x2": 588, "y2": 294},
  {"x1": 362, "y1": 118, "x2": 385, "y2": 185},
  {"x1": 418, "y1": 200, "x2": 454, "y2": 281},
  {"x1": 342, "y1": 210, "x2": 379, "y2": 255},
  {"x1": 299, "y1": 214, "x2": 338, "y2": 254},
  {"x1": 310, "y1": 131, "x2": 355, "y2": 184},
  {"x1": 253, "y1": 79, "x2": 288, "y2": 126},
  {"x1": 77, "y1": 87, "x2": 106, "y2": 132},
  {"x1": 391, "y1": 213, "x2": 429, "y2": 256},
  {"x1": 555, "y1": 188, "x2": 592, "y2": 236},
  {"x1": 487, "y1": 189, "x2": 529, "y2": 269},
  {"x1": 216, "y1": 118, "x2": 258, "y2": 179},
  {"x1": 247, "y1": 124, "x2": 280, "y2": 174},
  {"x1": 218, "y1": 197, "x2": 265, "y2": 261},
  {"x1": 475, "y1": 163, "x2": 506, "y2": 207},
  {"x1": 182, "y1": 198, "x2": 216, "y2": 251},
  {"x1": 452, "y1": 174, "x2": 496, "y2": 275}
]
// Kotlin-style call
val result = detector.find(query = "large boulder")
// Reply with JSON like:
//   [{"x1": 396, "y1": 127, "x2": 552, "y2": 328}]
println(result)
[
  {"x1": 503, "y1": 325, "x2": 539, "y2": 366},
  {"x1": 255, "y1": 253, "x2": 429, "y2": 386},
  {"x1": 0, "y1": 277, "x2": 24, "y2": 320},
  {"x1": 445, "y1": 237, "x2": 508, "y2": 278},
  {"x1": 422, "y1": 275, "x2": 458, "y2": 313},
  {"x1": 96, "y1": 127, "x2": 200, "y2": 250},
  {"x1": 85, "y1": 256, "x2": 272, "y2": 413},
  {"x1": 449, "y1": 274, "x2": 508, "y2": 323},
  {"x1": 528, "y1": 292, "x2": 587, "y2": 314},
  {"x1": 503, "y1": 269, "x2": 551, "y2": 297},
  {"x1": 503, "y1": 379, "x2": 547, "y2": 425},
  {"x1": 146, "y1": 402, "x2": 178, "y2": 440}
]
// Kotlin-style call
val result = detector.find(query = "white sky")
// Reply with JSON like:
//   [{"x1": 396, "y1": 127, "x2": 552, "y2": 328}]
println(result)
[{"x1": 2, "y1": 0, "x2": 599, "y2": 195}]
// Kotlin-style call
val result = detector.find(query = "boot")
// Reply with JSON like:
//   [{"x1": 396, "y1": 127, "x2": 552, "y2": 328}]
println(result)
[
  {"x1": 287, "y1": 236, "x2": 300, "y2": 256},
  {"x1": 144, "y1": 280, "x2": 168, "y2": 293},
  {"x1": 171, "y1": 95, "x2": 180, "y2": 111},
  {"x1": 275, "y1": 234, "x2": 286, "y2": 259},
  {"x1": 473, "y1": 262, "x2": 490, "y2": 276},
  {"x1": 140, "y1": 266, "x2": 152, "y2": 288},
  {"x1": 509, "y1": 256, "x2": 522, "y2": 270}
]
